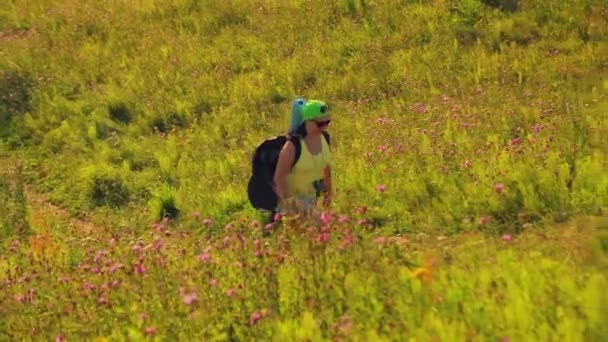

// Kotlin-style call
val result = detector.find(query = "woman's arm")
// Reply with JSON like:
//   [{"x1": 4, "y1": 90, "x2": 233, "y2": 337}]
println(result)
[{"x1": 273, "y1": 141, "x2": 296, "y2": 204}]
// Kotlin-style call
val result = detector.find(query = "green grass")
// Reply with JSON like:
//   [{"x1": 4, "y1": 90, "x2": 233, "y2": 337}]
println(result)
[{"x1": 1, "y1": 0, "x2": 607, "y2": 340}]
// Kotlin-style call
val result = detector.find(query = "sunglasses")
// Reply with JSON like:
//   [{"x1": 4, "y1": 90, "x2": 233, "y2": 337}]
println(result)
[{"x1": 315, "y1": 119, "x2": 331, "y2": 128}]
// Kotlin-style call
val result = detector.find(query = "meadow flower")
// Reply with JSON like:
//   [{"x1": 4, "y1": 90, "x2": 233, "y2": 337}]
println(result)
[
  {"x1": 376, "y1": 184, "x2": 386, "y2": 193},
  {"x1": 203, "y1": 218, "x2": 213, "y2": 226},
  {"x1": 320, "y1": 212, "x2": 333, "y2": 226},
  {"x1": 197, "y1": 251, "x2": 211, "y2": 263},
  {"x1": 15, "y1": 294, "x2": 26, "y2": 304},
  {"x1": 153, "y1": 223, "x2": 166, "y2": 233},
  {"x1": 226, "y1": 288, "x2": 237, "y2": 297},
  {"x1": 134, "y1": 263, "x2": 147, "y2": 275},
  {"x1": 55, "y1": 333, "x2": 65, "y2": 342},
  {"x1": 373, "y1": 236, "x2": 387, "y2": 244},
  {"x1": 356, "y1": 206, "x2": 367, "y2": 215},
  {"x1": 338, "y1": 215, "x2": 350, "y2": 223},
  {"x1": 341, "y1": 230, "x2": 355, "y2": 248},
  {"x1": 9, "y1": 240, "x2": 19, "y2": 252},
  {"x1": 154, "y1": 238, "x2": 165, "y2": 249},
  {"x1": 249, "y1": 310, "x2": 264, "y2": 326},
  {"x1": 478, "y1": 216, "x2": 489, "y2": 225},
  {"x1": 316, "y1": 232, "x2": 330, "y2": 244},
  {"x1": 509, "y1": 137, "x2": 522, "y2": 147},
  {"x1": 210, "y1": 278, "x2": 219, "y2": 287},
  {"x1": 97, "y1": 296, "x2": 108, "y2": 306},
  {"x1": 181, "y1": 292, "x2": 198, "y2": 305},
  {"x1": 145, "y1": 327, "x2": 157, "y2": 336},
  {"x1": 494, "y1": 183, "x2": 505, "y2": 193},
  {"x1": 357, "y1": 219, "x2": 367, "y2": 226},
  {"x1": 502, "y1": 234, "x2": 513, "y2": 242},
  {"x1": 413, "y1": 102, "x2": 429, "y2": 114},
  {"x1": 192, "y1": 211, "x2": 200, "y2": 219},
  {"x1": 251, "y1": 220, "x2": 260, "y2": 229},
  {"x1": 264, "y1": 223, "x2": 274, "y2": 231}
]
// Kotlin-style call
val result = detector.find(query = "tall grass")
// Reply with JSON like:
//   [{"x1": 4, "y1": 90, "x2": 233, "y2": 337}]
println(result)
[{"x1": 2, "y1": 0, "x2": 606, "y2": 232}]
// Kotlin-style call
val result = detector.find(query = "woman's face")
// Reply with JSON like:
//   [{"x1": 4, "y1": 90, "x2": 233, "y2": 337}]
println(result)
[{"x1": 305, "y1": 115, "x2": 331, "y2": 135}]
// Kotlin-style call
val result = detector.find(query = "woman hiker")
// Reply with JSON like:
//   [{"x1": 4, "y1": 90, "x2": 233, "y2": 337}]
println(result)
[{"x1": 273, "y1": 99, "x2": 333, "y2": 220}]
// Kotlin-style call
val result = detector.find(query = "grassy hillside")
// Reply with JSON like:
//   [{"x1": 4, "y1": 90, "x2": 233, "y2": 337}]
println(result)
[
  {"x1": 1, "y1": 0, "x2": 606, "y2": 232},
  {"x1": 1, "y1": 0, "x2": 607, "y2": 340}
]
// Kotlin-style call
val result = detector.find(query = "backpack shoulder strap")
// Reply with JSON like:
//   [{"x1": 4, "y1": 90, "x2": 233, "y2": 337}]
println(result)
[
  {"x1": 288, "y1": 135, "x2": 302, "y2": 168},
  {"x1": 322, "y1": 131, "x2": 330, "y2": 146}
]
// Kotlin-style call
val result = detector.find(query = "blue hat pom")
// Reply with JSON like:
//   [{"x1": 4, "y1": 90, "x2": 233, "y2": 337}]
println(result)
[{"x1": 289, "y1": 97, "x2": 306, "y2": 134}]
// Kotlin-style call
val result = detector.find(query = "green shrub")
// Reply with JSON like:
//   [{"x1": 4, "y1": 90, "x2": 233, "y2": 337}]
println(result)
[
  {"x1": 148, "y1": 183, "x2": 180, "y2": 221},
  {"x1": 0, "y1": 69, "x2": 33, "y2": 137},
  {"x1": 80, "y1": 164, "x2": 130, "y2": 208}
]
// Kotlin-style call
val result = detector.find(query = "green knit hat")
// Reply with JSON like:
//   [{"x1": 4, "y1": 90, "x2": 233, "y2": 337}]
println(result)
[{"x1": 302, "y1": 100, "x2": 328, "y2": 121}]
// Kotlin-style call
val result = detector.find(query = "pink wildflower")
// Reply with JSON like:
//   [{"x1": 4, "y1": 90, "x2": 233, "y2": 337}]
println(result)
[
  {"x1": 341, "y1": 230, "x2": 355, "y2": 248},
  {"x1": 338, "y1": 215, "x2": 350, "y2": 223},
  {"x1": 413, "y1": 103, "x2": 429, "y2": 114},
  {"x1": 249, "y1": 311, "x2": 264, "y2": 326},
  {"x1": 316, "y1": 232, "x2": 330, "y2": 244},
  {"x1": 320, "y1": 212, "x2": 332, "y2": 226},
  {"x1": 109, "y1": 264, "x2": 125, "y2": 274},
  {"x1": 373, "y1": 236, "x2": 388, "y2": 244},
  {"x1": 222, "y1": 236, "x2": 231, "y2": 247},
  {"x1": 494, "y1": 183, "x2": 505, "y2": 193},
  {"x1": 226, "y1": 288, "x2": 237, "y2": 297},
  {"x1": 202, "y1": 218, "x2": 213, "y2": 226},
  {"x1": 134, "y1": 263, "x2": 147, "y2": 275},
  {"x1": 197, "y1": 252, "x2": 212, "y2": 263},
  {"x1": 478, "y1": 216, "x2": 489, "y2": 225},
  {"x1": 192, "y1": 211, "x2": 200, "y2": 219},
  {"x1": 210, "y1": 279, "x2": 219, "y2": 287},
  {"x1": 182, "y1": 292, "x2": 198, "y2": 305},
  {"x1": 98, "y1": 296, "x2": 108, "y2": 306},
  {"x1": 15, "y1": 294, "x2": 26, "y2": 303},
  {"x1": 376, "y1": 184, "x2": 386, "y2": 193},
  {"x1": 145, "y1": 326, "x2": 157, "y2": 336},
  {"x1": 55, "y1": 333, "x2": 65, "y2": 342},
  {"x1": 510, "y1": 137, "x2": 522, "y2": 147},
  {"x1": 502, "y1": 234, "x2": 513, "y2": 242}
]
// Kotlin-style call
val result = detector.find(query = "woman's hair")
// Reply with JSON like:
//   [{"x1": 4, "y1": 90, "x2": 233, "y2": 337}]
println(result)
[{"x1": 291, "y1": 122, "x2": 308, "y2": 138}]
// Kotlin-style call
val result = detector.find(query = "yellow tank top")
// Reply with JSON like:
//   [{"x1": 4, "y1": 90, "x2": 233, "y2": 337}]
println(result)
[{"x1": 286, "y1": 136, "x2": 330, "y2": 198}]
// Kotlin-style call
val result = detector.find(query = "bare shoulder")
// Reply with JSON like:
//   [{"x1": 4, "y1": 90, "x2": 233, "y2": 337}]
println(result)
[{"x1": 279, "y1": 139, "x2": 296, "y2": 161}]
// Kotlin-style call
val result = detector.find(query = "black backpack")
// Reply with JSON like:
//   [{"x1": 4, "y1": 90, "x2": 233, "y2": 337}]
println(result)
[{"x1": 247, "y1": 131, "x2": 330, "y2": 212}]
